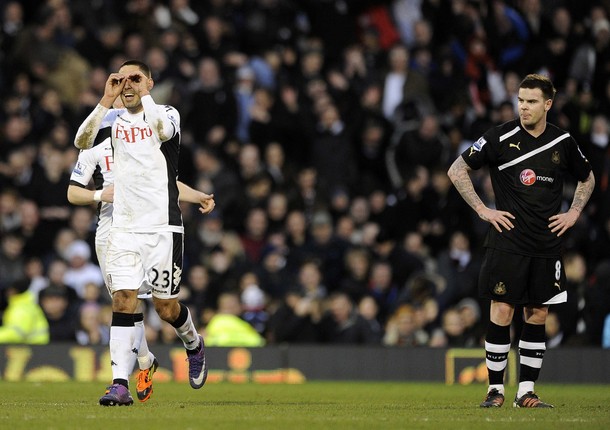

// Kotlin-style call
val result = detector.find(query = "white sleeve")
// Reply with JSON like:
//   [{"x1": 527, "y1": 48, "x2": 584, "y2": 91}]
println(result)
[
  {"x1": 141, "y1": 95, "x2": 180, "y2": 142},
  {"x1": 74, "y1": 104, "x2": 111, "y2": 149},
  {"x1": 69, "y1": 147, "x2": 98, "y2": 187}
]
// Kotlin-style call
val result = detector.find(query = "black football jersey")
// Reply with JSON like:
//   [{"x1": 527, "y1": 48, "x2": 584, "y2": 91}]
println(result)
[{"x1": 461, "y1": 119, "x2": 592, "y2": 257}]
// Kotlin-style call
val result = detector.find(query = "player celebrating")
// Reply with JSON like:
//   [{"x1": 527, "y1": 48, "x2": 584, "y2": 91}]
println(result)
[
  {"x1": 74, "y1": 60, "x2": 211, "y2": 406},
  {"x1": 68, "y1": 105, "x2": 214, "y2": 402},
  {"x1": 448, "y1": 74, "x2": 594, "y2": 408}
]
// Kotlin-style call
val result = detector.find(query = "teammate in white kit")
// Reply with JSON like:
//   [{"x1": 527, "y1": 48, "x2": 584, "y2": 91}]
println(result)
[
  {"x1": 68, "y1": 105, "x2": 214, "y2": 402},
  {"x1": 74, "y1": 60, "x2": 211, "y2": 406}
]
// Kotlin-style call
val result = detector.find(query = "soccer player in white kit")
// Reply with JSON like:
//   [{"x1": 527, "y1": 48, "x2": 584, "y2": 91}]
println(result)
[
  {"x1": 68, "y1": 108, "x2": 214, "y2": 402},
  {"x1": 74, "y1": 60, "x2": 211, "y2": 406}
]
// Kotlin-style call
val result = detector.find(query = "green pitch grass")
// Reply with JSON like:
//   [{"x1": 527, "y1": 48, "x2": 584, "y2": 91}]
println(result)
[{"x1": 1, "y1": 381, "x2": 609, "y2": 430}]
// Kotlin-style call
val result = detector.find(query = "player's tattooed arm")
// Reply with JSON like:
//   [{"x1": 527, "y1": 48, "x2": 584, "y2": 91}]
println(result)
[
  {"x1": 448, "y1": 156, "x2": 515, "y2": 232},
  {"x1": 447, "y1": 157, "x2": 484, "y2": 212},
  {"x1": 570, "y1": 171, "x2": 595, "y2": 213},
  {"x1": 549, "y1": 171, "x2": 595, "y2": 236}
]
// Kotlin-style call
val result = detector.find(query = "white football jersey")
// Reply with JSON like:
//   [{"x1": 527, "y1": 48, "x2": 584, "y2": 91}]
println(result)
[
  {"x1": 69, "y1": 110, "x2": 123, "y2": 243},
  {"x1": 110, "y1": 96, "x2": 183, "y2": 233}
]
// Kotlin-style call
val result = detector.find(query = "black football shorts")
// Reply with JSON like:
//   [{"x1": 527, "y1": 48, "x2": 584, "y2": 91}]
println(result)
[{"x1": 478, "y1": 248, "x2": 567, "y2": 305}]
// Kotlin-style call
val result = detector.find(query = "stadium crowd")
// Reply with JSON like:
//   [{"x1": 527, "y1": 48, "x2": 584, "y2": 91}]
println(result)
[{"x1": 1, "y1": 0, "x2": 610, "y2": 348}]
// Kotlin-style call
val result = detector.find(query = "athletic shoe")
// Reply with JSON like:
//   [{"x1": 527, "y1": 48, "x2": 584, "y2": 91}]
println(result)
[
  {"x1": 513, "y1": 392, "x2": 554, "y2": 408},
  {"x1": 99, "y1": 384, "x2": 134, "y2": 406},
  {"x1": 480, "y1": 388, "x2": 505, "y2": 408},
  {"x1": 186, "y1": 335, "x2": 208, "y2": 389},
  {"x1": 136, "y1": 358, "x2": 159, "y2": 402}
]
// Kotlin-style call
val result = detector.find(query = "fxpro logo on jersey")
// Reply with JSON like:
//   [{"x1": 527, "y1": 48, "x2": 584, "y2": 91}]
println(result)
[
  {"x1": 115, "y1": 123, "x2": 153, "y2": 143},
  {"x1": 519, "y1": 169, "x2": 555, "y2": 186}
]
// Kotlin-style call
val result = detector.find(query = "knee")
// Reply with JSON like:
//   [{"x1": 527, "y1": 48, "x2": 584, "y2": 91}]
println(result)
[
  {"x1": 524, "y1": 306, "x2": 548, "y2": 324},
  {"x1": 491, "y1": 302, "x2": 514, "y2": 325},
  {"x1": 153, "y1": 299, "x2": 180, "y2": 323},
  {"x1": 112, "y1": 290, "x2": 138, "y2": 313}
]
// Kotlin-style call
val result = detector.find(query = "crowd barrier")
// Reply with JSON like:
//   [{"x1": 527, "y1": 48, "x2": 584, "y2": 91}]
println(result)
[{"x1": 1, "y1": 345, "x2": 609, "y2": 384}]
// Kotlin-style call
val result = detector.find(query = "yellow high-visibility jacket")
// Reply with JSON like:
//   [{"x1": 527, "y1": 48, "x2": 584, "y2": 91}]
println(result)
[
  {"x1": 0, "y1": 291, "x2": 50, "y2": 344},
  {"x1": 204, "y1": 314, "x2": 265, "y2": 347}
]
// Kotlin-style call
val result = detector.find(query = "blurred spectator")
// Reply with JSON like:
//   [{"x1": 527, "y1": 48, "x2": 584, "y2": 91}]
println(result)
[
  {"x1": 43, "y1": 258, "x2": 79, "y2": 305},
  {"x1": 373, "y1": 227, "x2": 425, "y2": 289},
  {"x1": 457, "y1": 297, "x2": 485, "y2": 347},
  {"x1": 68, "y1": 206, "x2": 96, "y2": 254},
  {"x1": 13, "y1": 199, "x2": 47, "y2": 258},
  {"x1": 338, "y1": 247, "x2": 371, "y2": 303},
  {"x1": 381, "y1": 43, "x2": 431, "y2": 124},
  {"x1": 383, "y1": 304, "x2": 429, "y2": 347},
  {"x1": 62, "y1": 240, "x2": 104, "y2": 299},
  {"x1": 75, "y1": 302, "x2": 109, "y2": 346},
  {"x1": 392, "y1": 114, "x2": 449, "y2": 176},
  {"x1": 545, "y1": 311, "x2": 564, "y2": 349},
  {"x1": 357, "y1": 294, "x2": 384, "y2": 343},
  {"x1": 295, "y1": 259, "x2": 327, "y2": 302},
  {"x1": 584, "y1": 260, "x2": 610, "y2": 345},
  {"x1": 185, "y1": 57, "x2": 237, "y2": 147},
  {"x1": 426, "y1": 167, "x2": 476, "y2": 251},
  {"x1": 193, "y1": 146, "x2": 244, "y2": 231},
  {"x1": 9, "y1": 4, "x2": 90, "y2": 109},
  {"x1": 303, "y1": 210, "x2": 350, "y2": 291},
  {"x1": 204, "y1": 291, "x2": 265, "y2": 347},
  {"x1": 264, "y1": 143, "x2": 294, "y2": 193},
  {"x1": 39, "y1": 284, "x2": 78, "y2": 342},
  {"x1": 367, "y1": 260, "x2": 400, "y2": 325},
  {"x1": 317, "y1": 291, "x2": 381, "y2": 344},
  {"x1": 552, "y1": 252, "x2": 587, "y2": 344},
  {"x1": 0, "y1": 278, "x2": 49, "y2": 344},
  {"x1": 429, "y1": 307, "x2": 474, "y2": 348},
  {"x1": 248, "y1": 87, "x2": 286, "y2": 150},
  {"x1": 203, "y1": 236, "x2": 245, "y2": 308},
  {"x1": 266, "y1": 286, "x2": 322, "y2": 344},
  {"x1": 184, "y1": 209, "x2": 224, "y2": 268},
  {"x1": 353, "y1": 118, "x2": 393, "y2": 193},
  {"x1": 287, "y1": 166, "x2": 328, "y2": 222},
  {"x1": 283, "y1": 209, "x2": 310, "y2": 274},
  {"x1": 0, "y1": 189, "x2": 21, "y2": 233},
  {"x1": 0, "y1": 231, "x2": 25, "y2": 289},
  {"x1": 234, "y1": 65, "x2": 257, "y2": 143},
  {"x1": 265, "y1": 191, "x2": 289, "y2": 233},
  {"x1": 309, "y1": 103, "x2": 358, "y2": 195},
  {"x1": 436, "y1": 231, "x2": 481, "y2": 312},
  {"x1": 391, "y1": 165, "x2": 436, "y2": 241},
  {"x1": 256, "y1": 238, "x2": 293, "y2": 301},
  {"x1": 182, "y1": 264, "x2": 211, "y2": 318},
  {"x1": 238, "y1": 271, "x2": 269, "y2": 336},
  {"x1": 24, "y1": 146, "x2": 72, "y2": 248},
  {"x1": 239, "y1": 207, "x2": 269, "y2": 266},
  {"x1": 0, "y1": 2, "x2": 24, "y2": 57}
]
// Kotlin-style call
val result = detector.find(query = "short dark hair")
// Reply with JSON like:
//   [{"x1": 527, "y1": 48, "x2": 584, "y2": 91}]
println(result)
[
  {"x1": 10, "y1": 278, "x2": 30, "y2": 294},
  {"x1": 519, "y1": 74, "x2": 556, "y2": 101},
  {"x1": 119, "y1": 60, "x2": 151, "y2": 78}
]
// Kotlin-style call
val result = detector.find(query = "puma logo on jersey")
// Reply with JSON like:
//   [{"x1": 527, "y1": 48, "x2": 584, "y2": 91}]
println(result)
[
  {"x1": 509, "y1": 142, "x2": 521, "y2": 150},
  {"x1": 554, "y1": 282, "x2": 561, "y2": 290}
]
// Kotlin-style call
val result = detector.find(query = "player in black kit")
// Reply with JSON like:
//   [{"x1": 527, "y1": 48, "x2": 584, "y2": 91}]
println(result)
[{"x1": 448, "y1": 74, "x2": 595, "y2": 408}]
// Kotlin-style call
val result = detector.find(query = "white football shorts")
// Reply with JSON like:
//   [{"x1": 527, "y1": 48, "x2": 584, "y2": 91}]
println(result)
[{"x1": 105, "y1": 230, "x2": 184, "y2": 299}]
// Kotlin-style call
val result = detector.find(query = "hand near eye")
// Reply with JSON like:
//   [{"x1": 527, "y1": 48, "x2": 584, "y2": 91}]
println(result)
[
  {"x1": 102, "y1": 73, "x2": 126, "y2": 107},
  {"x1": 126, "y1": 71, "x2": 149, "y2": 97}
]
